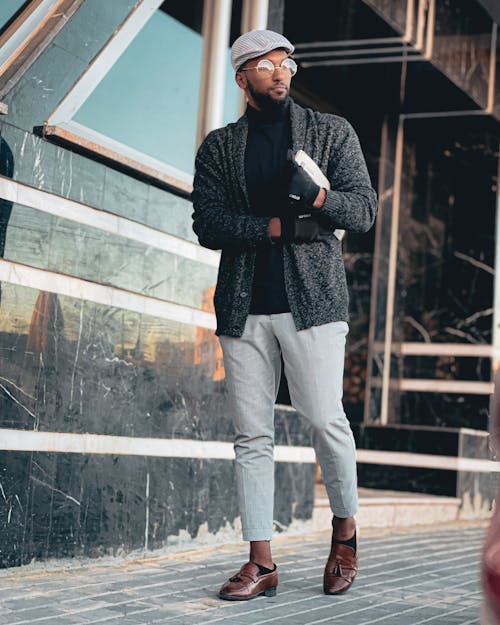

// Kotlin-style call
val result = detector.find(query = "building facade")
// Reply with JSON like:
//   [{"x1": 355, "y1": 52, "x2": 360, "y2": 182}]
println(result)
[{"x1": 0, "y1": 0, "x2": 498, "y2": 567}]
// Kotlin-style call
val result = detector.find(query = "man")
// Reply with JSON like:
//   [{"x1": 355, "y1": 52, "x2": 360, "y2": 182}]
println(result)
[{"x1": 192, "y1": 29, "x2": 377, "y2": 601}]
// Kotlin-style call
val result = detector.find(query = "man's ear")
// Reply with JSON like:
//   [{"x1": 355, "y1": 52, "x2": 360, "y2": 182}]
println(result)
[{"x1": 235, "y1": 71, "x2": 247, "y2": 90}]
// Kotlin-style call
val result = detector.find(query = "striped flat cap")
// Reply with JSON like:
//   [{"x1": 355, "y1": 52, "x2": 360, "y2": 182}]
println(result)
[{"x1": 231, "y1": 29, "x2": 294, "y2": 71}]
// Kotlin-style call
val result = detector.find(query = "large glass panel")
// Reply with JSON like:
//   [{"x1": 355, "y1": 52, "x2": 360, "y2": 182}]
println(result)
[
  {"x1": 73, "y1": 7, "x2": 201, "y2": 175},
  {"x1": 391, "y1": 114, "x2": 497, "y2": 426},
  {"x1": 71, "y1": 1, "x2": 240, "y2": 177},
  {"x1": 398, "y1": 116, "x2": 496, "y2": 346},
  {"x1": 1, "y1": 202, "x2": 217, "y2": 310},
  {"x1": 0, "y1": 0, "x2": 28, "y2": 33}
]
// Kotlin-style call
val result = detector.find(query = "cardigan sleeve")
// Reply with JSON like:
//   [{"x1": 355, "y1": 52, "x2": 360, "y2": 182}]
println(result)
[
  {"x1": 316, "y1": 118, "x2": 377, "y2": 234},
  {"x1": 191, "y1": 131, "x2": 271, "y2": 252}
]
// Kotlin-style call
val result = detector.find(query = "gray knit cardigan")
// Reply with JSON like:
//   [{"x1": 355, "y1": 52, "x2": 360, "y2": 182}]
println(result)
[{"x1": 191, "y1": 99, "x2": 377, "y2": 337}]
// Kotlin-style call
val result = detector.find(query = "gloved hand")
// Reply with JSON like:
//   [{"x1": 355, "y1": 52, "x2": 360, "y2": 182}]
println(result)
[
  {"x1": 281, "y1": 215, "x2": 333, "y2": 244},
  {"x1": 287, "y1": 149, "x2": 321, "y2": 211}
]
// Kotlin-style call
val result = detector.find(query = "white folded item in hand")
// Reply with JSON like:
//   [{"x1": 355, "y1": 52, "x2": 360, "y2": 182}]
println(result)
[{"x1": 292, "y1": 150, "x2": 345, "y2": 241}]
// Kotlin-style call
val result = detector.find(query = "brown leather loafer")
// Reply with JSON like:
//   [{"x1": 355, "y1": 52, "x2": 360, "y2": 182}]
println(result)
[
  {"x1": 218, "y1": 562, "x2": 278, "y2": 601},
  {"x1": 323, "y1": 528, "x2": 359, "y2": 595}
]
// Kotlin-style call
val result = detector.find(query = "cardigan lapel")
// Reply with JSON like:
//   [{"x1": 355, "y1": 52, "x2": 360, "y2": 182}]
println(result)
[
  {"x1": 290, "y1": 99, "x2": 307, "y2": 154},
  {"x1": 231, "y1": 114, "x2": 250, "y2": 212}
]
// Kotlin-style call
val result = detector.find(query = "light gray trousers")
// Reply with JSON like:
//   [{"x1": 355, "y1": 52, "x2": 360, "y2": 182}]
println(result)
[{"x1": 219, "y1": 313, "x2": 358, "y2": 541}]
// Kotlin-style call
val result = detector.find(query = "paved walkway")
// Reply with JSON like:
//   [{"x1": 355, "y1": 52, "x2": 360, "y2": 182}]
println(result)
[{"x1": 0, "y1": 522, "x2": 486, "y2": 625}]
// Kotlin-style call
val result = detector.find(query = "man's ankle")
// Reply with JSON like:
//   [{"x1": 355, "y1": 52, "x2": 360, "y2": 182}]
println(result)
[
  {"x1": 249, "y1": 540, "x2": 273, "y2": 569},
  {"x1": 332, "y1": 516, "x2": 356, "y2": 540}
]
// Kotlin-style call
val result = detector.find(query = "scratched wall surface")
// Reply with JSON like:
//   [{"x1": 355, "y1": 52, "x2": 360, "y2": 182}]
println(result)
[{"x1": 0, "y1": 0, "x2": 316, "y2": 568}]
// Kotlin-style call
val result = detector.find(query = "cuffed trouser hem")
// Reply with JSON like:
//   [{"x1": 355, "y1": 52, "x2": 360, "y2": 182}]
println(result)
[
  {"x1": 242, "y1": 529, "x2": 273, "y2": 542},
  {"x1": 331, "y1": 505, "x2": 359, "y2": 518}
]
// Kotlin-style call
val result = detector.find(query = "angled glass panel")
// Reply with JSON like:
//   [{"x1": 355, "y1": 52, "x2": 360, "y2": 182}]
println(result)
[
  {"x1": 46, "y1": 0, "x2": 240, "y2": 185},
  {"x1": 72, "y1": 9, "x2": 203, "y2": 176}
]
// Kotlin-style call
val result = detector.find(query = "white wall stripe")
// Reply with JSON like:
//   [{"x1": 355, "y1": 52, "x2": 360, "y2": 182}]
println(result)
[
  {"x1": 356, "y1": 449, "x2": 500, "y2": 473},
  {"x1": 0, "y1": 176, "x2": 219, "y2": 268},
  {"x1": 373, "y1": 340, "x2": 496, "y2": 357},
  {"x1": 0, "y1": 260, "x2": 216, "y2": 329},
  {"x1": 399, "y1": 378, "x2": 494, "y2": 395},
  {"x1": 0, "y1": 429, "x2": 498, "y2": 472},
  {"x1": 0, "y1": 429, "x2": 315, "y2": 464},
  {"x1": 370, "y1": 375, "x2": 494, "y2": 395}
]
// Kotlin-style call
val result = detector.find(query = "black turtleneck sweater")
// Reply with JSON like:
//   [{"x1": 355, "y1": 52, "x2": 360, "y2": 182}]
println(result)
[{"x1": 245, "y1": 99, "x2": 292, "y2": 314}]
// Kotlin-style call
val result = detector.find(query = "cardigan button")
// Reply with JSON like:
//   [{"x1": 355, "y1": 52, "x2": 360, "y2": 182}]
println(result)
[{"x1": 240, "y1": 292, "x2": 248, "y2": 298}]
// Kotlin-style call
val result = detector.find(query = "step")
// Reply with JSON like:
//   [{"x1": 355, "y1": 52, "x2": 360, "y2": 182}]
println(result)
[{"x1": 312, "y1": 484, "x2": 461, "y2": 531}]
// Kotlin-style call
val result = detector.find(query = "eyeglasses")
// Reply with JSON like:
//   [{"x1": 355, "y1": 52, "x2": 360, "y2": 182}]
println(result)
[{"x1": 239, "y1": 57, "x2": 298, "y2": 77}]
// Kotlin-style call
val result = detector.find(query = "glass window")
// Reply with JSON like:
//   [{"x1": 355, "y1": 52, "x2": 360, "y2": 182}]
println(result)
[
  {"x1": 46, "y1": 0, "x2": 240, "y2": 185},
  {"x1": 0, "y1": 0, "x2": 29, "y2": 32},
  {"x1": 73, "y1": 7, "x2": 203, "y2": 176}
]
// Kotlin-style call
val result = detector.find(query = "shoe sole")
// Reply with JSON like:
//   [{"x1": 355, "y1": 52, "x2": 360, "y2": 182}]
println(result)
[
  {"x1": 218, "y1": 587, "x2": 277, "y2": 601},
  {"x1": 323, "y1": 579, "x2": 354, "y2": 595}
]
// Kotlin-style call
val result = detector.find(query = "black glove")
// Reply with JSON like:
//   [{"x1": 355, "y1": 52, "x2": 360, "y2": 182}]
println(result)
[
  {"x1": 281, "y1": 215, "x2": 332, "y2": 244},
  {"x1": 287, "y1": 149, "x2": 321, "y2": 211}
]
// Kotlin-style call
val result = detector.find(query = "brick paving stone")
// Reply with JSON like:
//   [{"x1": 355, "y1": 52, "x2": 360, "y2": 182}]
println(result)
[{"x1": 0, "y1": 523, "x2": 486, "y2": 625}]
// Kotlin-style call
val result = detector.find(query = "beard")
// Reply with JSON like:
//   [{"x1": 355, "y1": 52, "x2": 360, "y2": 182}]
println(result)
[{"x1": 247, "y1": 81, "x2": 289, "y2": 111}]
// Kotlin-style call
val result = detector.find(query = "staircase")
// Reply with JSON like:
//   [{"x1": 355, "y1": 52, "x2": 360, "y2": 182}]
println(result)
[{"x1": 313, "y1": 483, "x2": 461, "y2": 530}]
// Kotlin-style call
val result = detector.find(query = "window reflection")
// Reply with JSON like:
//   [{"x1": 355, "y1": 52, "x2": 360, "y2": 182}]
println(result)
[{"x1": 0, "y1": 283, "x2": 225, "y2": 436}]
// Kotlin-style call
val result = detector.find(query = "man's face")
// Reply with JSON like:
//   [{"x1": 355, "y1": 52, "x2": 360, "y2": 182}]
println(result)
[{"x1": 236, "y1": 48, "x2": 293, "y2": 110}]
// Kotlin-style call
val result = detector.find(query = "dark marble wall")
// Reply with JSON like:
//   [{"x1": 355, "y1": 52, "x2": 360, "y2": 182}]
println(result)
[
  {"x1": 0, "y1": 449, "x2": 313, "y2": 568},
  {"x1": 391, "y1": 115, "x2": 498, "y2": 428},
  {"x1": 398, "y1": 117, "x2": 497, "y2": 347}
]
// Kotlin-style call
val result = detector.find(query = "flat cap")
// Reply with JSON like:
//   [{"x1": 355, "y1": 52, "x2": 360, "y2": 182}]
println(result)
[{"x1": 231, "y1": 29, "x2": 294, "y2": 71}]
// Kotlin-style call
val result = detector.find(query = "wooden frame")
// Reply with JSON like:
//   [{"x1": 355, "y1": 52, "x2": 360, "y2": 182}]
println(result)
[{"x1": 0, "y1": 0, "x2": 84, "y2": 99}]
